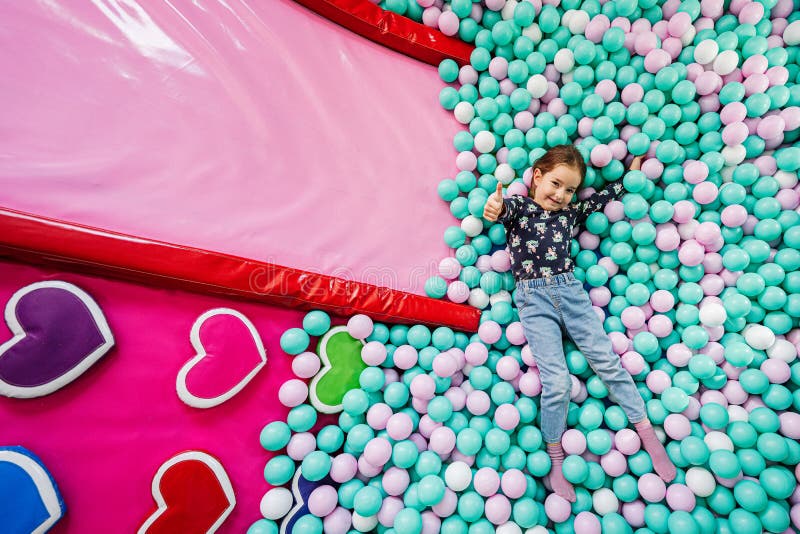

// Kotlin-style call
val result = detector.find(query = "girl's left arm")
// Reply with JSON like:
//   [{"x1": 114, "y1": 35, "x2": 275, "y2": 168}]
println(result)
[{"x1": 573, "y1": 156, "x2": 643, "y2": 225}]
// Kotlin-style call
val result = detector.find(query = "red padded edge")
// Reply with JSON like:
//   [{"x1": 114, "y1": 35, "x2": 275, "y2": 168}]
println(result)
[
  {"x1": 292, "y1": 0, "x2": 474, "y2": 65},
  {"x1": 0, "y1": 207, "x2": 480, "y2": 331}
]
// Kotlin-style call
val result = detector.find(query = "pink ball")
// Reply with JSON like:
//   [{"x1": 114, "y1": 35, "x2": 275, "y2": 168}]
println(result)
[
  {"x1": 655, "y1": 229, "x2": 680, "y2": 251},
  {"x1": 562, "y1": 428, "x2": 588, "y2": 455},
  {"x1": 501, "y1": 469, "x2": 527, "y2": 499},
  {"x1": 347, "y1": 314, "x2": 373, "y2": 339},
  {"x1": 465, "y1": 342, "x2": 488, "y2": 365},
  {"x1": 466, "y1": 390, "x2": 491, "y2": 415},
  {"x1": 439, "y1": 257, "x2": 462, "y2": 279},
  {"x1": 330, "y1": 453, "x2": 358, "y2": 483},
  {"x1": 662, "y1": 37, "x2": 683, "y2": 59},
  {"x1": 622, "y1": 501, "x2": 646, "y2": 528},
  {"x1": 585, "y1": 15, "x2": 611, "y2": 43},
  {"x1": 758, "y1": 115, "x2": 786, "y2": 140},
  {"x1": 410, "y1": 374, "x2": 436, "y2": 400},
  {"x1": 287, "y1": 432, "x2": 317, "y2": 461},
  {"x1": 615, "y1": 428, "x2": 642, "y2": 455},
  {"x1": 721, "y1": 204, "x2": 748, "y2": 227},
  {"x1": 644, "y1": 49, "x2": 672, "y2": 73},
  {"x1": 721, "y1": 102, "x2": 747, "y2": 125},
  {"x1": 490, "y1": 250, "x2": 511, "y2": 272},
  {"x1": 386, "y1": 412, "x2": 414, "y2": 440},
  {"x1": 779, "y1": 412, "x2": 800, "y2": 440},
  {"x1": 595, "y1": 79, "x2": 618, "y2": 103},
  {"x1": 433, "y1": 352, "x2": 458, "y2": 378},
  {"x1": 478, "y1": 321, "x2": 502, "y2": 344},
  {"x1": 429, "y1": 426, "x2": 456, "y2": 455},
  {"x1": 679, "y1": 239, "x2": 706, "y2": 266},
  {"x1": 668, "y1": 11, "x2": 691, "y2": 36},
  {"x1": 518, "y1": 370, "x2": 542, "y2": 396},
  {"x1": 672, "y1": 200, "x2": 696, "y2": 223},
  {"x1": 638, "y1": 473, "x2": 667, "y2": 502},
  {"x1": 456, "y1": 151, "x2": 477, "y2": 172},
  {"x1": 574, "y1": 511, "x2": 602, "y2": 534},
  {"x1": 323, "y1": 507, "x2": 352, "y2": 534},
  {"x1": 695, "y1": 221, "x2": 721, "y2": 246},
  {"x1": 514, "y1": 111, "x2": 534, "y2": 131},
  {"x1": 650, "y1": 290, "x2": 676, "y2": 312},
  {"x1": 601, "y1": 449, "x2": 628, "y2": 477},
  {"x1": 738, "y1": 1, "x2": 764, "y2": 24},
  {"x1": 621, "y1": 351, "x2": 646, "y2": 376},
  {"x1": 421, "y1": 511, "x2": 441, "y2": 534},
  {"x1": 648, "y1": 314, "x2": 673, "y2": 337},
  {"x1": 484, "y1": 494, "x2": 512, "y2": 525},
  {"x1": 761, "y1": 358, "x2": 791, "y2": 383},
  {"x1": 447, "y1": 281, "x2": 470, "y2": 303},
  {"x1": 377, "y1": 496, "x2": 404, "y2": 527},
  {"x1": 693, "y1": 181, "x2": 719, "y2": 204},
  {"x1": 308, "y1": 485, "x2": 338, "y2": 517},
  {"x1": 496, "y1": 355, "x2": 521, "y2": 380},
  {"x1": 422, "y1": 7, "x2": 442, "y2": 27},
  {"x1": 363, "y1": 437, "x2": 392, "y2": 467},
  {"x1": 667, "y1": 343, "x2": 692, "y2": 367},
  {"x1": 393, "y1": 345, "x2": 418, "y2": 370},
  {"x1": 505, "y1": 321, "x2": 526, "y2": 345},
  {"x1": 591, "y1": 144, "x2": 613, "y2": 167},
  {"x1": 361, "y1": 341, "x2": 387, "y2": 366},
  {"x1": 366, "y1": 403, "x2": 393, "y2": 430},
  {"x1": 279, "y1": 379, "x2": 309, "y2": 407},
  {"x1": 437, "y1": 10, "x2": 460, "y2": 36},
  {"x1": 647, "y1": 370, "x2": 672, "y2": 394},
  {"x1": 292, "y1": 351, "x2": 321, "y2": 378},
  {"x1": 666, "y1": 484, "x2": 696, "y2": 512},
  {"x1": 444, "y1": 385, "x2": 467, "y2": 411},
  {"x1": 545, "y1": 493, "x2": 573, "y2": 523},
  {"x1": 683, "y1": 160, "x2": 709, "y2": 184},
  {"x1": 664, "y1": 413, "x2": 692, "y2": 440},
  {"x1": 622, "y1": 306, "x2": 647, "y2": 329},
  {"x1": 474, "y1": 467, "x2": 501, "y2": 497}
]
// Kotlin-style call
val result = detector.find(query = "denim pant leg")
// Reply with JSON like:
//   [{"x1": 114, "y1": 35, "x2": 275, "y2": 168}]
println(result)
[
  {"x1": 558, "y1": 280, "x2": 647, "y2": 424},
  {"x1": 516, "y1": 286, "x2": 572, "y2": 444}
]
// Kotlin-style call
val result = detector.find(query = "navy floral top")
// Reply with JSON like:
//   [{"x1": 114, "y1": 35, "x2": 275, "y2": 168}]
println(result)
[{"x1": 497, "y1": 180, "x2": 625, "y2": 280}]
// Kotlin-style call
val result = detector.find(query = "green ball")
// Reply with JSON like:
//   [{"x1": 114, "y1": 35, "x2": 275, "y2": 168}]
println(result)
[
  {"x1": 264, "y1": 455, "x2": 295, "y2": 485},
  {"x1": 733, "y1": 480, "x2": 768, "y2": 513},
  {"x1": 728, "y1": 508, "x2": 762, "y2": 534},
  {"x1": 303, "y1": 310, "x2": 331, "y2": 336},
  {"x1": 287, "y1": 404, "x2": 317, "y2": 432},
  {"x1": 680, "y1": 436, "x2": 710, "y2": 465},
  {"x1": 394, "y1": 508, "x2": 423, "y2": 534},
  {"x1": 562, "y1": 454, "x2": 589, "y2": 484},
  {"x1": 425, "y1": 276, "x2": 448, "y2": 298},
  {"x1": 392, "y1": 440, "x2": 419, "y2": 469},
  {"x1": 280, "y1": 328, "x2": 310, "y2": 355},
  {"x1": 247, "y1": 519, "x2": 278, "y2": 534},
  {"x1": 668, "y1": 510, "x2": 700, "y2": 534},
  {"x1": 759, "y1": 466, "x2": 795, "y2": 500},
  {"x1": 586, "y1": 428, "x2": 612, "y2": 455},
  {"x1": 708, "y1": 450, "x2": 740, "y2": 479},
  {"x1": 756, "y1": 432, "x2": 788, "y2": 462},
  {"x1": 260, "y1": 421, "x2": 291, "y2": 451}
]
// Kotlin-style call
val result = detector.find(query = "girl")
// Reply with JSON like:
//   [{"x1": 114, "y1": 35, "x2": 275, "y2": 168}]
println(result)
[{"x1": 483, "y1": 144, "x2": 675, "y2": 502}]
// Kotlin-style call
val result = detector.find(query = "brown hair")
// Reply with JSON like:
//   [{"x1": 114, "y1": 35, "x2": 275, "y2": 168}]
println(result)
[{"x1": 532, "y1": 144, "x2": 587, "y2": 181}]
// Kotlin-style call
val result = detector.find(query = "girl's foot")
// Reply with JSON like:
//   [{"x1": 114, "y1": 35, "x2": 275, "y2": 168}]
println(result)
[
  {"x1": 635, "y1": 420, "x2": 676, "y2": 482},
  {"x1": 547, "y1": 442, "x2": 576, "y2": 502}
]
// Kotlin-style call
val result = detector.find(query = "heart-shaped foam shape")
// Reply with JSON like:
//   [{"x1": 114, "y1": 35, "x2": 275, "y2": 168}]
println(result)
[
  {"x1": 308, "y1": 326, "x2": 365, "y2": 414},
  {"x1": 0, "y1": 446, "x2": 66, "y2": 534},
  {"x1": 0, "y1": 281, "x2": 114, "y2": 398},
  {"x1": 279, "y1": 468, "x2": 332, "y2": 534},
  {"x1": 138, "y1": 451, "x2": 234, "y2": 534},
  {"x1": 176, "y1": 308, "x2": 266, "y2": 409}
]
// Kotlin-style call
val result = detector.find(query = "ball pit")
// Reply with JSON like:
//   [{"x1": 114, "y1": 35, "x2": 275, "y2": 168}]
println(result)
[{"x1": 251, "y1": 0, "x2": 800, "y2": 532}]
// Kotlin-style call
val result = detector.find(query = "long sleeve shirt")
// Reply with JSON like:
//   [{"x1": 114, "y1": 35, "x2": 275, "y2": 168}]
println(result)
[{"x1": 497, "y1": 180, "x2": 625, "y2": 280}]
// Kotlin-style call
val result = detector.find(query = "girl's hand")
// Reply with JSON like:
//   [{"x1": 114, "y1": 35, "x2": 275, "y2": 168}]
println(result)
[
  {"x1": 483, "y1": 183, "x2": 504, "y2": 222},
  {"x1": 629, "y1": 155, "x2": 644, "y2": 171}
]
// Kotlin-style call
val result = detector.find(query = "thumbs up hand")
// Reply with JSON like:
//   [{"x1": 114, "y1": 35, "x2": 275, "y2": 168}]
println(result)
[{"x1": 483, "y1": 183, "x2": 504, "y2": 222}]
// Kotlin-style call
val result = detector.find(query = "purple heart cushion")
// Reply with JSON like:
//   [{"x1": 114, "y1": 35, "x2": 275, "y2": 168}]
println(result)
[{"x1": 0, "y1": 281, "x2": 114, "y2": 398}]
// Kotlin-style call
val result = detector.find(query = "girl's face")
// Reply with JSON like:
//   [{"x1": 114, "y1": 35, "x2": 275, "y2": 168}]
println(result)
[{"x1": 532, "y1": 164, "x2": 583, "y2": 211}]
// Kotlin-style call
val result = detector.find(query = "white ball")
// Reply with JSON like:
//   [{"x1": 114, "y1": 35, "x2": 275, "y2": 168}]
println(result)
[
  {"x1": 767, "y1": 339, "x2": 797, "y2": 362},
  {"x1": 728, "y1": 405, "x2": 749, "y2": 422},
  {"x1": 694, "y1": 39, "x2": 719, "y2": 64},
  {"x1": 592, "y1": 488, "x2": 619, "y2": 516},
  {"x1": 445, "y1": 461, "x2": 473, "y2": 492},
  {"x1": 704, "y1": 431, "x2": 734, "y2": 452},
  {"x1": 489, "y1": 290, "x2": 513, "y2": 305},
  {"x1": 461, "y1": 215, "x2": 484, "y2": 237},
  {"x1": 526, "y1": 74, "x2": 548, "y2": 98},
  {"x1": 721, "y1": 144, "x2": 746, "y2": 166},
  {"x1": 713, "y1": 49, "x2": 739, "y2": 75},
  {"x1": 522, "y1": 23, "x2": 542, "y2": 42},
  {"x1": 685, "y1": 467, "x2": 716, "y2": 497},
  {"x1": 351, "y1": 512, "x2": 378, "y2": 532},
  {"x1": 525, "y1": 528, "x2": 550, "y2": 534},
  {"x1": 561, "y1": 9, "x2": 575, "y2": 27},
  {"x1": 454, "y1": 102, "x2": 475, "y2": 124},
  {"x1": 554, "y1": 48, "x2": 575, "y2": 73},
  {"x1": 474, "y1": 130, "x2": 496, "y2": 153},
  {"x1": 497, "y1": 522, "x2": 524, "y2": 534},
  {"x1": 469, "y1": 288, "x2": 491, "y2": 309},
  {"x1": 699, "y1": 303, "x2": 727, "y2": 327},
  {"x1": 260, "y1": 488, "x2": 293, "y2": 520},
  {"x1": 743, "y1": 324, "x2": 776, "y2": 350},
  {"x1": 680, "y1": 26, "x2": 696, "y2": 47},
  {"x1": 501, "y1": 0, "x2": 518, "y2": 20},
  {"x1": 783, "y1": 20, "x2": 800, "y2": 46},
  {"x1": 568, "y1": 10, "x2": 590, "y2": 34},
  {"x1": 495, "y1": 162, "x2": 516, "y2": 185},
  {"x1": 774, "y1": 170, "x2": 798, "y2": 189}
]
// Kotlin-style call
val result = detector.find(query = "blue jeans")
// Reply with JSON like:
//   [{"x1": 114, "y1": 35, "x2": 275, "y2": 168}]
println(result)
[{"x1": 515, "y1": 272, "x2": 647, "y2": 443}]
